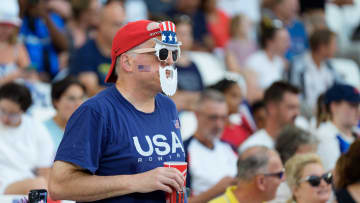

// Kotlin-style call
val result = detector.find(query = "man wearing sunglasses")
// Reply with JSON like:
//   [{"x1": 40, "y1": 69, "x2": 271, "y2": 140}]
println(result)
[
  {"x1": 50, "y1": 20, "x2": 186, "y2": 203},
  {"x1": 210, "y1": 146, "x2": 284, "y2": 203}
]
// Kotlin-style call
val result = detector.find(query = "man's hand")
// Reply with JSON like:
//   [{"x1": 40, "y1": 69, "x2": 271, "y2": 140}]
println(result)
[{"x1": 132, "y1": 167, "x2": 185, "y2": 193}]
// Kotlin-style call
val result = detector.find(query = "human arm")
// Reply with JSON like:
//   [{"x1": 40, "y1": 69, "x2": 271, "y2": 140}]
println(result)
[
  {"x1": 37, "y1": 1, "x2": 68, "y2": 52},
  {"x1": 49, "y1": 161, "x2": 185, "y2": 201}
]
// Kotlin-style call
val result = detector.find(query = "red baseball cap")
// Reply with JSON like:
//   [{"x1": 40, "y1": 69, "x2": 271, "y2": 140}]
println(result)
[{"x1": 105, "y1": 20, "x2": 162, "y2": 83}]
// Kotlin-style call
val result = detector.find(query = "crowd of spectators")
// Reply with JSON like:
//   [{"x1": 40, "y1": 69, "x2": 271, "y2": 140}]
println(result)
[{"x1": 0, "y1": 0, "x2": 360, "y2": 202}]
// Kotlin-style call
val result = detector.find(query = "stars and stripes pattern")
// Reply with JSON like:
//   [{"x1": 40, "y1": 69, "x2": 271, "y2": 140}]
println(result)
[{"x1": 159, "y1": 21, "x2": 179, "y2": 45}]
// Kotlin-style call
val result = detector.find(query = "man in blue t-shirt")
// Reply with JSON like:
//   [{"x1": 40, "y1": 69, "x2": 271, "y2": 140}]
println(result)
[{"x1": 49, "y1": 20, "x2": 187, "y2": 203}]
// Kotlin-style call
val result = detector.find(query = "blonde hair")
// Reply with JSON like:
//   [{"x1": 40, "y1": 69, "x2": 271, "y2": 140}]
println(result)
[{"x1": 285, "y1": 153, "x2": 323, "y2": 203}]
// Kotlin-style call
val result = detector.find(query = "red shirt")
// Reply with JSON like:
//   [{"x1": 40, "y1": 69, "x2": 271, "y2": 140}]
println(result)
[
  {"x1": 207, "y1": 9, "x2": 230, "y2": 48},
  {"x1": 221, "y1": 115, "x2": 253, "y2": 149}
]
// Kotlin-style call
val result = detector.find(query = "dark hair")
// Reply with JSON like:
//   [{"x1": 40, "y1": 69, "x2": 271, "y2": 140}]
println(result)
[
  {"x1": 71, "y1": 0, "x2": 94, "y2": 19},
  {"x1": 316, "y1": 93, "x2": 330, "y2": 127},
  {"x1": 309, "y1": 28, "x2": 335, "y2": 51},
  {"x1": 264, "y1": 81, "x2": 300, "y2": 105},
  {"x1": 208, "y1": 79, "x2": 237, "y2": 94},
  {"x1": 275, "y1": 125, "x2": 318, "y2": 163},
  {"x1": 0, "y1": 82, "x2": 32, "y2": 112},
  {"x1": 259, "y1": 17, "x2": 283, "y2": 49},
  {"x1": 335, "y1": 140, "x2": 360, "y2": 189},
  {"x1": 51, "y1": 76, "x2": 86, "y2": 106},
  {"x1": 252, "y1": 100, "x2": 265, "y2": 114}
]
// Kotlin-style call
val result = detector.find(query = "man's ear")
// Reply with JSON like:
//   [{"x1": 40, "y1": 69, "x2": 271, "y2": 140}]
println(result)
[
  {"x1": 119, "y1": 54, "x2": 133, "y2": 72},
  {"x1": 256, "y1": 175, "x2": 266, "y2": 191}
]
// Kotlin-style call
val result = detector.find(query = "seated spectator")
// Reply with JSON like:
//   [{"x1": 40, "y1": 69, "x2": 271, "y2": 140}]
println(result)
[
  {"x1": 239, "y1": 81, "x2": 300, "y2": 153},
  {"x1": 171, "y1": 15, "x2": 204, "y2": 112},
  {"x1": 166, "y1": 0, "x2": 212, "y2": 51},
  {"x1": 44, "y1": 76, "x2": 86, "y2": 152},
  {"x1": 251, "y1": 100, "x2": 266, "y2": 129},
  {"x1": 0, "y1": 0, "x2": 30, "y2": 85},
  {"x1": 225, "y1": 14, "x2": 257, "y2": 73},
  {"x1": 276, "y1": 125, "x2": 319, "y2": 164},
  {"x1": 264, "y1": 0, "x2": 309, "y2": 60},
  {"x1": 316, "y1": 83, "x2": 360, "y2": 171},
  {"x1": 245, "y1": 17, "x2": 290, "y2": 91},
  {"x1": 209, "y1": 146, "x2": 284, "y2": 203},
  {"x1": 200, "y1": 0, "x2": 230, "y2": 49},
  {"x1": 210, "y1": 78, "x2": 253, "y2": 149},
  {"x1": 285, "y1": 153, "x2": 332, "y2": 203},
  {"x1": 66, "y1": 0, "x2": 100, "y2": 50},
  {"x1": 69, "y1": 1, "x2": 125, "y2": 97},
  {"x1": 184, "y1": 90, "x2": 238, "y2": 202},
  {"x1": 19, "y1": 0, "x2": 68, "y2": 80},
  {"x1": 288, "y1": 29, "x2": 342, "y2": 113},
  {"x1": 334, "y1": 140, "x2": 360, "y2": 203},
  {"x1": 269, "y1": 125, "x2": 319, "y2": 203},
  {"x1": 0, "y1": 82, "x2": 54, "y2": 195}
]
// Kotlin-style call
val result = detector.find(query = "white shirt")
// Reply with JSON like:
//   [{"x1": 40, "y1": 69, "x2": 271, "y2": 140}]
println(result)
[
  {"x1": 302, "y1": 53, "x2": 334, "y2": 110},
  {"x1": 245, "y1": 51, "x2": 285, "y2": 89},
  {"x1": 188, "y1": 138, "x2": 238, "y2": 195},
  {"x1": 217, "y1": 0, "x2": 261, "y2": 22},
  {"x1": 238, "y1": 129, "x2": 274, "y2": 153},
  {"x1": 268, "y1": 182, "x2": 292, "y2": 203},
  {"x1": 316, "y1": 121, "x2": 357, "y2": 171},
  {"x1": 0, "y1": 115, "x2": 54, "y2": 194}
]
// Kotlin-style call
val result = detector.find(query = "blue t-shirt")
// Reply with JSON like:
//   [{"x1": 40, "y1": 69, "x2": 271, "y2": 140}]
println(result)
[
  {"x1": 286, "y1": 20, "x2": 309, "y2": 61},
  {"x1": 176, "y1": 62, "x2": 204, "y2": 92},
  {"x1": 55, "y1": 85, "x2": 186, "y2": 203},
  {"x1": 20, "y1": 13, "x2": 65, "y2": 77},
  {"x1": 69, "y1": 39, "x2": 111, "y2": 86}
]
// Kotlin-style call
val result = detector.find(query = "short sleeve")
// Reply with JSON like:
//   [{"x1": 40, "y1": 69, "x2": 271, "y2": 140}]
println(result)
[{"x1": 55, "y1": 105, "x2": 106, "y2": 174}]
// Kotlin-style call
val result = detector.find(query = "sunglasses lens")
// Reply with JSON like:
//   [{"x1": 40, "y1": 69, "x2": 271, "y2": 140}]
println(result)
[
  {"x1": 159, "y1": 48, "x2": 169, "y2": 61},
  {"x1": 323, "y1": 173, "x2": 333, "y2": 184},
  {"x1": 172, "y1": 50, "x2": 178, "y2": 62},
  {"x1": 308, "y1": 176, "x2": 321, "y2": 187}
]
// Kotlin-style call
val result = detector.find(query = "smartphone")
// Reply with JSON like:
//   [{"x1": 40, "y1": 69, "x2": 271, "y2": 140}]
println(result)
[{"x1": 28, "y1": 189, "x2": 47, "y2": 203}]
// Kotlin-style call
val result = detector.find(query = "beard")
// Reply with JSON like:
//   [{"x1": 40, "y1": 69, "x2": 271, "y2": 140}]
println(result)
[{"x1": 159, "y1": 65, "x2": 177, "y2": 96}]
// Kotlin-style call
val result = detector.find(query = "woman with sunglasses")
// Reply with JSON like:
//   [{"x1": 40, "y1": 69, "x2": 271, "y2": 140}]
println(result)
[{"x1": 285, "y1": 153, "x2": 332, "y2": 203}]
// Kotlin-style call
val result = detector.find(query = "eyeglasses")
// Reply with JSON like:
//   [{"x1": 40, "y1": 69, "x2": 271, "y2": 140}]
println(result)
[
  {"x1": 131, "y1": 47, "x2": 180, "y2": 63},
  {"x1": 299, "y1": 172, "x2": 333, "y2": 187},
  {"x1": 0, "y1": 107, "x2": 22, "y2": 124},
  {"x1": 199, "y1": 112, "x2": 227, "y2": 122},
  {"x1": 263, "y1": 168, "x2": 285, "y2": 179}
]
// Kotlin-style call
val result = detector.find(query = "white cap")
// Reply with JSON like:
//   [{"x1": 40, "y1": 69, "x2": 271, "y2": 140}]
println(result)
[{"x1": 0, "y1": 0, "x2": 21, "y2": 27}]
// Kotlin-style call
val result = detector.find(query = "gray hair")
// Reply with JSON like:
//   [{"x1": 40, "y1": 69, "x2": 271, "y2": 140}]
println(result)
[
  {"x1": 275, "y1": 125, "x2": 319, "y2": 164},
  {"x1": 198, "y1": 89, "x2": 225, "y2": 104},
  {"x1": 237, "y1": 146, "x2": 271, "y2": 181}
]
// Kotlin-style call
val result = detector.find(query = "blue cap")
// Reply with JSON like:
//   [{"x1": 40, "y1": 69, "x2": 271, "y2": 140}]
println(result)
[{"x1": 324, "y1": 84, "x2": 360, "y2": 104}]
